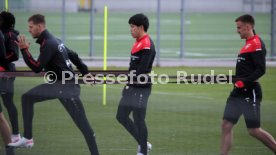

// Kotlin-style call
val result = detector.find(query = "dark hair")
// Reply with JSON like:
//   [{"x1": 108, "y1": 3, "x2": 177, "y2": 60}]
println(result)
[
  {"x1": 0, "y1": 11, "x2": 15, "y2": 30},
  {"x1": 128, "y1": 13, "x2": 149, "y2": 32},
  {"x1": 235, "y1": 14, "x2": 255, "y2": 26},
  {"x1": 28, "y1": 14, "x2": 46, "y2": 25}
]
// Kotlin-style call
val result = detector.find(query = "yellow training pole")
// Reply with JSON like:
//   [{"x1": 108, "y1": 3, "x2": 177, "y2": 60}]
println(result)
[
  {"x1": 5, "y1": 0, "x2": 8, "y2": 11},
  {"x1": 102, "y1": 6, "x2": 108, "y2": 105}
]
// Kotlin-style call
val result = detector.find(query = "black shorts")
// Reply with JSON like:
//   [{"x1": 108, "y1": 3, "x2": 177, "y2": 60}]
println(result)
[
  {"x1": 0, "y1": 77, "x2": 15, "y2": 93},
  {"x1": 223, "y1": 83, "x2": 262, "y2": 128},
  {"x1": 118, "y1": 85, "x2": 152, "y2": 109}
]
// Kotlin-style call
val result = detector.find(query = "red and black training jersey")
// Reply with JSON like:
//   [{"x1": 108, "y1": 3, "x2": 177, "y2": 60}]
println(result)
[
  {"x1": 21, "y1": 30, "x2": 88, "y2": 80},
  {"x1": 235, "y1": 35, "x2": 266, "y2": 86},
  {"x1": 128, "y1": 34, "x2": 156, "y2": 86},
  {"x1": 129, "y1": 34, "x2": 156, "y2": 75},
  {"x1": 0, "y1": 28, "x2": 19, "y2": 71}
]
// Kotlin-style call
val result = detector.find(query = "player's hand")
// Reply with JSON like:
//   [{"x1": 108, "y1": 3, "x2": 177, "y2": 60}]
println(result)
[
  {"x1": 235, "y1": 80, "x2": 244, "y2": 88},
  {"x1": 15, "y1": 35, "x2": 30, "y2": 50}
]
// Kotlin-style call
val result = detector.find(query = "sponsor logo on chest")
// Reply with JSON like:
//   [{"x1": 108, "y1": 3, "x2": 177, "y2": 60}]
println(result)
[
  {"x1": 131, "y1": 55, "x2": 139, "y2": 61},
  {"x1": 237, "y1": 56, "x2": 246, "y2": 62}
]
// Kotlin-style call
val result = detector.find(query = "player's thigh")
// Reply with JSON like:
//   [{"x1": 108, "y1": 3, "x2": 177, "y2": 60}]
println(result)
[
  {"x1": 243, "y1": 99, "x2": 261, "y2": 128},
  {"x1": 0, "y1": 78, "x2": 8, "y2": 93},
  {"x1": 132, "y1": 86, "x2": 152, "y2": 109},
  {"x1": 243, "y1": 86, "x2": 262, "y2": 128},
  {"x1": 118, "y1": 85, "x2": 135, "y2": 107},
  {"x1": 58, "y1": 84, "x2": 80, "y2": 99},
  {"x1": 223, "y1": 96, "x2": 243, "y2": 124},
  {"x1": 23, "y1": 83, "x2": 60, "y2": 100},
  {"x1": 59, "y1": 97, "x2": 86, "y2": 119},
  {"x1": 117, "y1": 104, "x2": 132, "y2": 120},
  {"x1": 131, "y1": 87, "x2": 152, "y2": 120}
]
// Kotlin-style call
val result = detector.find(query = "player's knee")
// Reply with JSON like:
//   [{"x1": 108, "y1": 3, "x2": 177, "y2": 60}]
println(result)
[
  {"x1": 116, "y1": 113, "x2": 126, "y2": 124},
  {"x1": 2, "y1": 100, "x2": 15, "y2": 109},
  {"x1": 2, "y1": 99, "x2": 10, "y2": 107},
  {"x1": 116, "y1": 113, "x2": 123, "y2": 123},
  {"x1": 221, "y1": 120, "x2": 233, "y2": 132},
  {"x1": 248, "y1": 128, "x2": 259, "y2": 137},
  {"x1": 0, "y1": 114, "x2": 6, "y2": 122},
  {"x1": 135, "y1": 121, "x2": 146, "y2": 131},
  {"x1": 22, "y1": 93, "x2": 31, "y2": 104}
]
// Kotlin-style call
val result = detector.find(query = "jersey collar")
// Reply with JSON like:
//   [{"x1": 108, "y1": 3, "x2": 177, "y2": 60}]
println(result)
[
  {"x1": 246, "y1": 35, "x2": 258, "y2": 42},
  {"x1": 136, "y1": 34, "x2": 149, "y2": 42},
  {"x1": 36, "y1": 29, "x2": 51, "y2": 45}
]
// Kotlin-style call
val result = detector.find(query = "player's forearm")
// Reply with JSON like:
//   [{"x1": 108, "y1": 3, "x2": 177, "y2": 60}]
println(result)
[
  {"x1": 245, "y1": 52, "x2": 266, "y2": 83},
  {"x1": 245, "y1": 67, "x2": 265, "y2": 83},
  {"x1": 21, "y1": 49, "x2": 43, "y2": 73},
  {"x1": 135, "y1": 51, "x2": 153, "y2": 75},
  {"x1": 68, "y1": 50, "x2": 89, "y2": 75}
]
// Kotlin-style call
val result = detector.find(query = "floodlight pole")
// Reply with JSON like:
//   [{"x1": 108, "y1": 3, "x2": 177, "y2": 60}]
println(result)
[
  {"x1": 89, "y1": 0, "x2": 95, "y2": 57},
  {"x1": 180, "y1": 0, "x2": 185, "y2": 59},
  {"x1": 156, "y1": 0, "x2": 161, "y2": 67},
  {"x1": 250, "y1": 0, "x2": 255, "y2": 16},
  {"x1": 61, "y1": 0, "x2": 66, "y2": 43},
  {"x1": 271, "y1": 0, "x2": 276, "y2": 58}
]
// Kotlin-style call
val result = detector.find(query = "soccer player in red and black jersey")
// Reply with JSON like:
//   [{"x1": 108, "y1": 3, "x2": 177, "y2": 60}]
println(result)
[
  {"x1": 116, "y1": 13, "x2": 155, "y2": 155},
  {"x1": 220, "y1": 14, "x2": 276, "y2": 155},
  {"x1": 0, "y1": 11, "x2": 21, "y2": 143},
  {"x1": 8, "y1": 14, "x2": 99, "y2": 155}
]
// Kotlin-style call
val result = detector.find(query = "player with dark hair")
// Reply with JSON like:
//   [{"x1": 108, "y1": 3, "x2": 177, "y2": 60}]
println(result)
[
  {"x1": 220, "y1": 14, "x2": 276, "y2": 155},
  {"x1": 0, "y1": 29, "x2": 15, "y2": 155},
  {"x1": 116, "y1": 13, "x2": 155, "y2": 155},
  {"x1": 0, "y1": 11, "x2": 20, "y2": 143},
  {"x1": 8, "y1": 14, "x2": 99, "y2": 155}
]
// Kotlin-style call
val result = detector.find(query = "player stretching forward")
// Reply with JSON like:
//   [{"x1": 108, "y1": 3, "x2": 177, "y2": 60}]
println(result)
[{"x1": 8, "y1": 14, "x2": 99, "y2": 155}]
